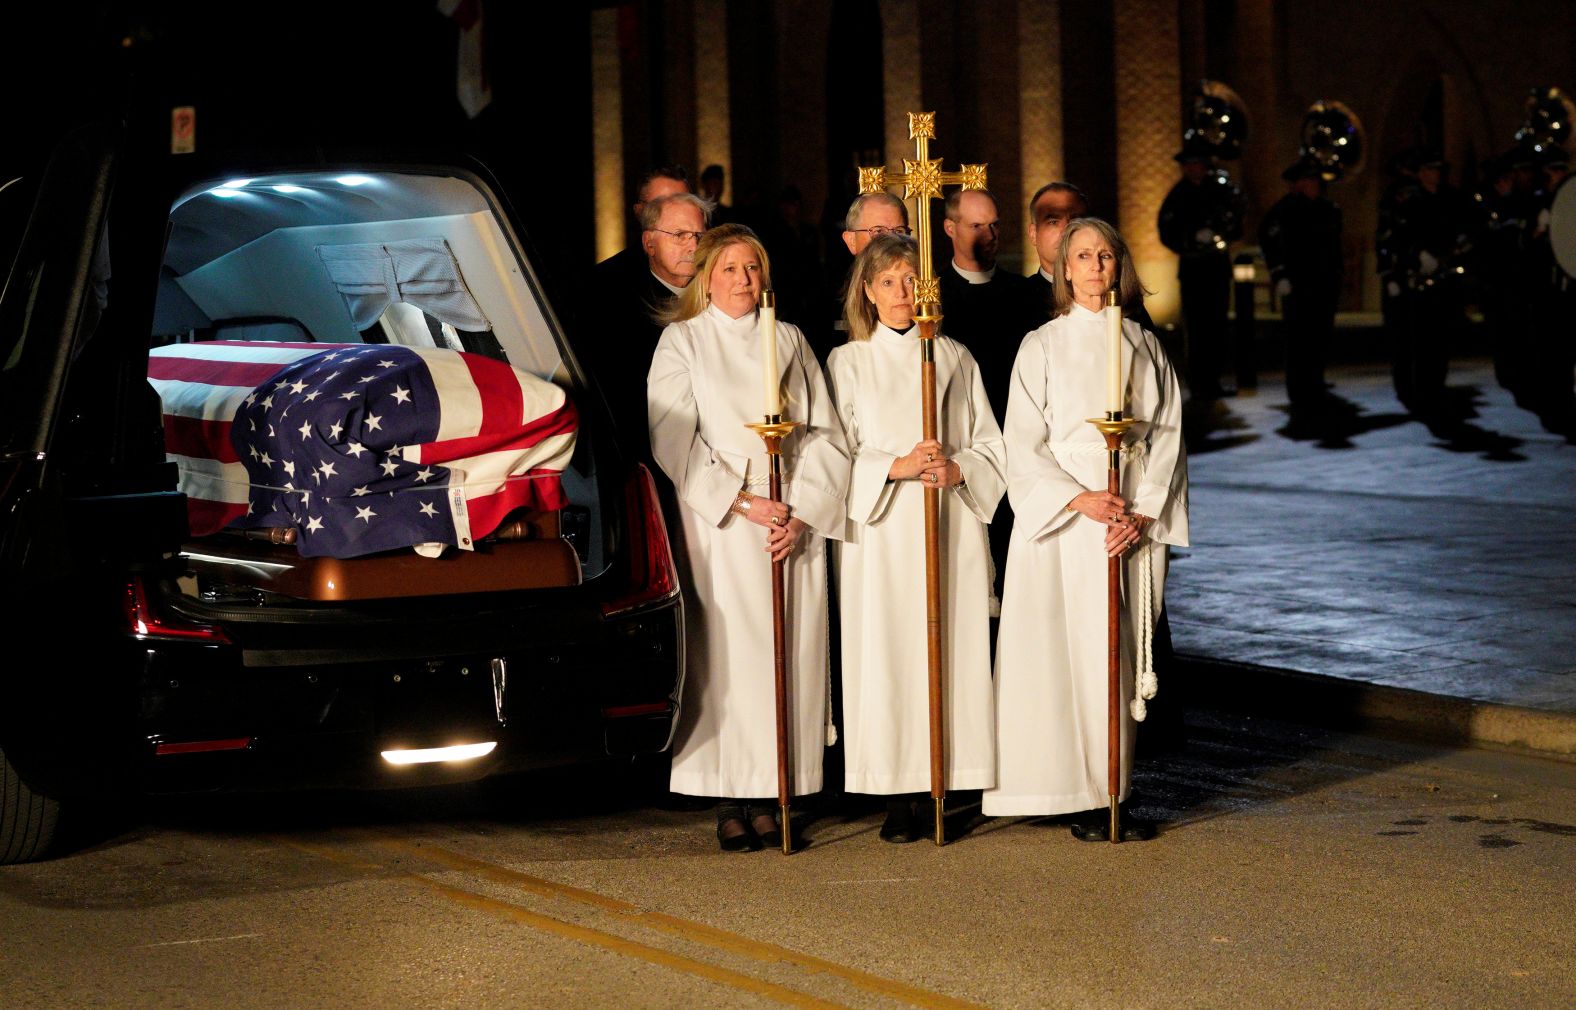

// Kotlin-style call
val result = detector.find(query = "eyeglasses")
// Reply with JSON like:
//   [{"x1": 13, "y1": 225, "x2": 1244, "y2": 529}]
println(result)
[
  {"x1": 650, "y1": 228, "x2": 704, "y2": 243},
  {"x1": 850, "y1": 225, "x2": 913, "y2": 237}
]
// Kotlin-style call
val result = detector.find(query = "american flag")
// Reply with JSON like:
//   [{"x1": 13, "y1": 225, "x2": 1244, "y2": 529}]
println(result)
[{"x1": 148, "y1": 341, "x2": 576, "y2": 558}]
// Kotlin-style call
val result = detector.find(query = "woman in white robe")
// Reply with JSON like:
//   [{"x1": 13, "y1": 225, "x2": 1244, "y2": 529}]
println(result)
[
  {"x1": 981, "y1": 218, "x2": 1189, "y2": 841},
  {"x1": 827, "y1": 233, "x2": 1007, "y2": 843},
  {"x1": 648, "y1": 224, "x2": 850, "y2": 852}
]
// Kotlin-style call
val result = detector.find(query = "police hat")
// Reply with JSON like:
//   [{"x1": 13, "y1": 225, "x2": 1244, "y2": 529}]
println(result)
[
  {"x1": 1174, "y1": 135, "x2": 1216, "y2": 164},
  {"x1": 1281, "y1": 157, "x2": 1324, "y2": 183}
]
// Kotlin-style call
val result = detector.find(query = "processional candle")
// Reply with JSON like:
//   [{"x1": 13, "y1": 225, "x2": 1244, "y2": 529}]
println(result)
[
  {"x1": 1105, "y1": 287, "x2": 1123, "y2": 415},
  {"x1": 759, "y1": 290, "x2": 781, "y2": 417}
]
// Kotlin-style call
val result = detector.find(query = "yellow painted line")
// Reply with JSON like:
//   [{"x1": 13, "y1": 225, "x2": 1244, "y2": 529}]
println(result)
[
  {"x1": 277, "y1": 837, "x2": 850, "y2": 1010},
  {"x1": 376, "y1": 837, "x2": 989, "y2": 1010}
]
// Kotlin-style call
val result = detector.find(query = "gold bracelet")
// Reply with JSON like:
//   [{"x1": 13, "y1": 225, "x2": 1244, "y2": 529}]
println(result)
[{"x1": 733, "y1": 491, "x2": 753, "y2": 516}]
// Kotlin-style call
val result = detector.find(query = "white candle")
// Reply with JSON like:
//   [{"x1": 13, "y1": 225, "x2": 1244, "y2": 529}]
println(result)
[
  {"x1": 759, "y1": 290, "x2": 780, "y2": 417},
  {"x1": 1105, "y1": 288, "x2": 1122, "y2": 414}
]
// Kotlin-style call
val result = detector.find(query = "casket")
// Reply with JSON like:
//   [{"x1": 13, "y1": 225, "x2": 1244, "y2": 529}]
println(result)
[{"x1": 150, "y1": 341, "x2": 583, "y2": 600}]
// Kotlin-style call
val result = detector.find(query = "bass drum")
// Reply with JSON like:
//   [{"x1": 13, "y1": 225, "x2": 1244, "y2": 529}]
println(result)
[{"x1": 1551, "y1": 179, "x2": 1576, "y2": 279}]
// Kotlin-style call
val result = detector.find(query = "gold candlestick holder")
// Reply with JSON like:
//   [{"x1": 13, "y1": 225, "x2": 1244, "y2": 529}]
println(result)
[
  {"x1": 1087, "y1": 410, "x2": 1139, "y2": 843},
  {"x1": 745, "y1": 414, "x2": 802, "y2": 853}
]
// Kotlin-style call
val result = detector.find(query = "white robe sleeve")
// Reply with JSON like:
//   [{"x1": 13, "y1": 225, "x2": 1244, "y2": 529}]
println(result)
[
  {"x1": 826, "y1": 344, "x2": 899, "y2": 525},
  {"x1": 1004, "y1": 331, "x2": 1087, "y2": 540},
  {"x1": 647, "y1": 322, "x2": 748, "y2": 527},
  {"x1": 946, "y1": 340, "x2": 1007, "y2": 525},
  {"x1": 1129, "y1": 328, "x2": 1190, "y2": 546},
  {"x1": 781, "y1": 325, "x2": 851, "y2": 539}
]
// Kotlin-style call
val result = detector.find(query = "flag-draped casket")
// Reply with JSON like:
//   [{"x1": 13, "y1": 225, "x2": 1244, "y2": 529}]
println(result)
[{"x1": 148, "y1": 342, "x2": 577, "y2": 558}]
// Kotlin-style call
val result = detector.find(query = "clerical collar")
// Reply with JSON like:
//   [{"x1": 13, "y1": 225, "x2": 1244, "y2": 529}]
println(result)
[
  {"x1": 951, "y1": 260, "x2": 995, "y2": 285},
  {"x1": 652, "y1": 271, "x2": 686, "y2": 297},
  {"x1": 1038, "y1": 266, "x2": 1057, "y2": 285},
  {"x1": 874, "y1": 322, "x2": 917, "y2": 345}
]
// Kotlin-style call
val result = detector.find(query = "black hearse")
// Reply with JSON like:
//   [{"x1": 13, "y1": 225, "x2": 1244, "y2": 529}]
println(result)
[{"x1": 0, "y1": 105, "x2": 682, "y2": 862}]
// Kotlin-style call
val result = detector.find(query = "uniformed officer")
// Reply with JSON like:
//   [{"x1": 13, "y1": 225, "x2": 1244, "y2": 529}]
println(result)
[
  {"x1": 1158, "y1": 137, "x2": 1246, "y2": 401},
  {"x1": 1259, "y1": 158, "x2": 1343, "y2": 431}
]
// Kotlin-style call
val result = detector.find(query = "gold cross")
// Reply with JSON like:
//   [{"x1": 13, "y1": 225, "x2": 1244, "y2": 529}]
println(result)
[{"x1": 858, "y1": 112, "x2": 987, "y2": 318}]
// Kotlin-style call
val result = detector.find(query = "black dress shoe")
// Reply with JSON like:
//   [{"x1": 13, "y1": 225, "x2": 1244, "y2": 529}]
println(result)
[
  {"x1": 879, "y1": 799, "x2": 922, "y2": 843},
  {"x1": 716, "y1": 817, "x2": 762, "y2": 852},
  {"x1": 1069, "y1": 808, "x2": 1157, "y2": 842}
]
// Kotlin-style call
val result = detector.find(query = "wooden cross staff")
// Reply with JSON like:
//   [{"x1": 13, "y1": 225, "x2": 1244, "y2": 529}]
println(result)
[{"x1": 859, "y1": 112, "x2": 986, "y2": 846}]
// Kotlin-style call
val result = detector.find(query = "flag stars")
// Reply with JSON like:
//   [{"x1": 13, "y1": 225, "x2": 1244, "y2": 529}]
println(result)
[
  {"x1": 377, "y1": 359, "x2": 397, "y2": 369},
  {"x1": 319, "y1": 460, "x2": 338, "y2": 479},
  {"x1": 352, "y1": 485, "x2": 371, "y2": 496},
  {"x1": 299, "y1": 420, "x2": 314, "y2": 441},
  {"x1": 358, "y1": 375, "x2": 375, "y2": 384},
  {"x1": 306, "y1": 516, "x2": 324, "y2": 533},
  {"x1": 274, "y1": 380, "x2": 289, "y2": 391},
  {"x1": 328, "y1": 420, "x2": 344, "y2": 441},
  {"x1": 419, "y1": 501, "x2": 439, "y2": 518},
  {"x1": 244, "y1": 393, "x2": 257, "y2": 407},
  {"x1": 379, "y1": 458, "x2": 400, "y2": 477},
  {"x1": 355, "y1": 505, "x2": 377, "y2": 523},
  {"x1": 390, "y1": 385, "x2": 412, "y2": 405},
  {"x1": 282, "y1": 460, "x2": 296, "y2": 477},
  {"x1": 345, "y1": 442, "x2": 366, "y2": 458},
  {"x1": 414, "y1": 467, "x2": 434, "y2": 483},
  {"x1": 289, "y1": 380, "x2": 309, "y2": 394},
  {"x1": 248, "y1": 445, "x2": 259, "y2": 460},
  {"x1": 304, "y1": 390, "x2": 320, "y2": 402},
  {"x1": 258, "y1": 452, "x2": 274, "y2": 467},
  {"x1": 339, "y1": 391, "x2": 359, "y2": 401},
  {"x1": 364, "y1": 413, "x2": 383, "y2": 432},
  {"x1": 260, "y1": 395, "x2": 274, "y2": 411}
]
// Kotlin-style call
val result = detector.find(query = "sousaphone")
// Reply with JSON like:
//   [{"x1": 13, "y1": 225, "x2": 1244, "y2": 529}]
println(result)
[
  {"x1": 1185, "y1": 80, "x2": 1250, "y2": 161},
  {"x1": 1514, "y1": 86, "x2": 1575, "y2": 154},
  {"x1": 1300, "y1": 100, "x2": 1366, "y2": 181}
]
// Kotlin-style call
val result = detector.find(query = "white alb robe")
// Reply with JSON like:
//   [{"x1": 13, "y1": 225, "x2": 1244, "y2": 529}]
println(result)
[
  {"x1": 981, "y1": 304, "x2": 1189, "y2": 817},
  {"x1": 827, "y1": 326, "x2": 1006, "y2": 794},
  {"x1": 649, "y1": 303, "x2": 850, "y2": 798}
]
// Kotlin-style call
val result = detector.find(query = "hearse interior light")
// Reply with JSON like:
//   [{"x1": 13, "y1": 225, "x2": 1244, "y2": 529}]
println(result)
[
  {"x1": 380, "y1": 742, "x2": 497, "y2": 765},
  {"x1": 335, "y1": 175, "x2": 373, "y2": 187},
  {"x1": 222, "y1": 178, "x2": 255, "y2": 189},
  {"x1": 272, "y1": 184, "x2": 306, "y2": 194},
  {"x1": 208, "y1": 188, "x2": 244, "y2": 198}
]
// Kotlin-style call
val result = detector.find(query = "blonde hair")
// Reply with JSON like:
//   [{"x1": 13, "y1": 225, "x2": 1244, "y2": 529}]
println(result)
[
  {"x1": 842, "y1": 232, "x2": 918, "y2": 342},
  {"x1": 656, "y1": 223, "x2": 772, "y2": 326},
  {"x1": 1051, "y1": 217, "x2": 1151, "y2": 317}
]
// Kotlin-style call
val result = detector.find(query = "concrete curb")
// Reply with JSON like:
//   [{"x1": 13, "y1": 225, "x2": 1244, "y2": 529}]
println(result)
[{"x1": 1177, "y1": 656, "x2": 1576, "y2": 762}]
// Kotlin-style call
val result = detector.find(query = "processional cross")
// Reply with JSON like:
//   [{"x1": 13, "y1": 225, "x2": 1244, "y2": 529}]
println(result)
[
  {"x1": 858, "y1": 112, "x2": 988, "y2": 321},
  {"x1": 859, "y1": 113, "x2": 985, "y2": 846}
]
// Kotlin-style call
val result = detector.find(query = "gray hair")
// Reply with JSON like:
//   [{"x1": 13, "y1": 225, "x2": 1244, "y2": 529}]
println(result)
[
  {"x1": 944, "y1": 187, "x2": 999, "y2": 222},
  {"x1": 1050, "y1": 217, "x2": 1152, "y2": 317},
  {"x1": 843, "y1": 192, "x2": 909, "y2": 232},
  {"x1": 639, "y1": 192, "x2": 713, "y2": 231}
]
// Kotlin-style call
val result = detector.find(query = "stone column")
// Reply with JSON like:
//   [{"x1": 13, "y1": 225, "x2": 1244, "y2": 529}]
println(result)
[
  {"x1": 1017, "y1": 0, "x2": 1063, "y2": 275},
  {"x1": 1113, "y1": 0, "x2": 1183, "y2": 322},
  {"x1": 879, "y1": 0, "x2": 922, "y2": 220},
  {"x1": 590, "y1": 8, "x2": 625, "y2": 263},
  {"x1": 693, "y1": 0, "x2": 733, "y2": 204}
]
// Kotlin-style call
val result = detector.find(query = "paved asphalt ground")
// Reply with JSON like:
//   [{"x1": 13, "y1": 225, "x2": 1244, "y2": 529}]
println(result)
[
  {"x1": 1, "y1": 707, "x2": 1573, "y2": 1010},
  {"x1": 2, "y1": 358, "x2": 1573, "y2": 1009}
]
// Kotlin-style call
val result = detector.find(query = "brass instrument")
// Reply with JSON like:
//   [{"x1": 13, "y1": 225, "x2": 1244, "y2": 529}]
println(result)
[
  {"x1": 1184, "y1": 80, "x2": 1249, "y2": 162},
  {"x1": 1514, "y1": 86, "x2": 1575, "y2": 155},
  {"x1": 1299, "y1": 100, "x2": 1366, "y2": 182}
]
